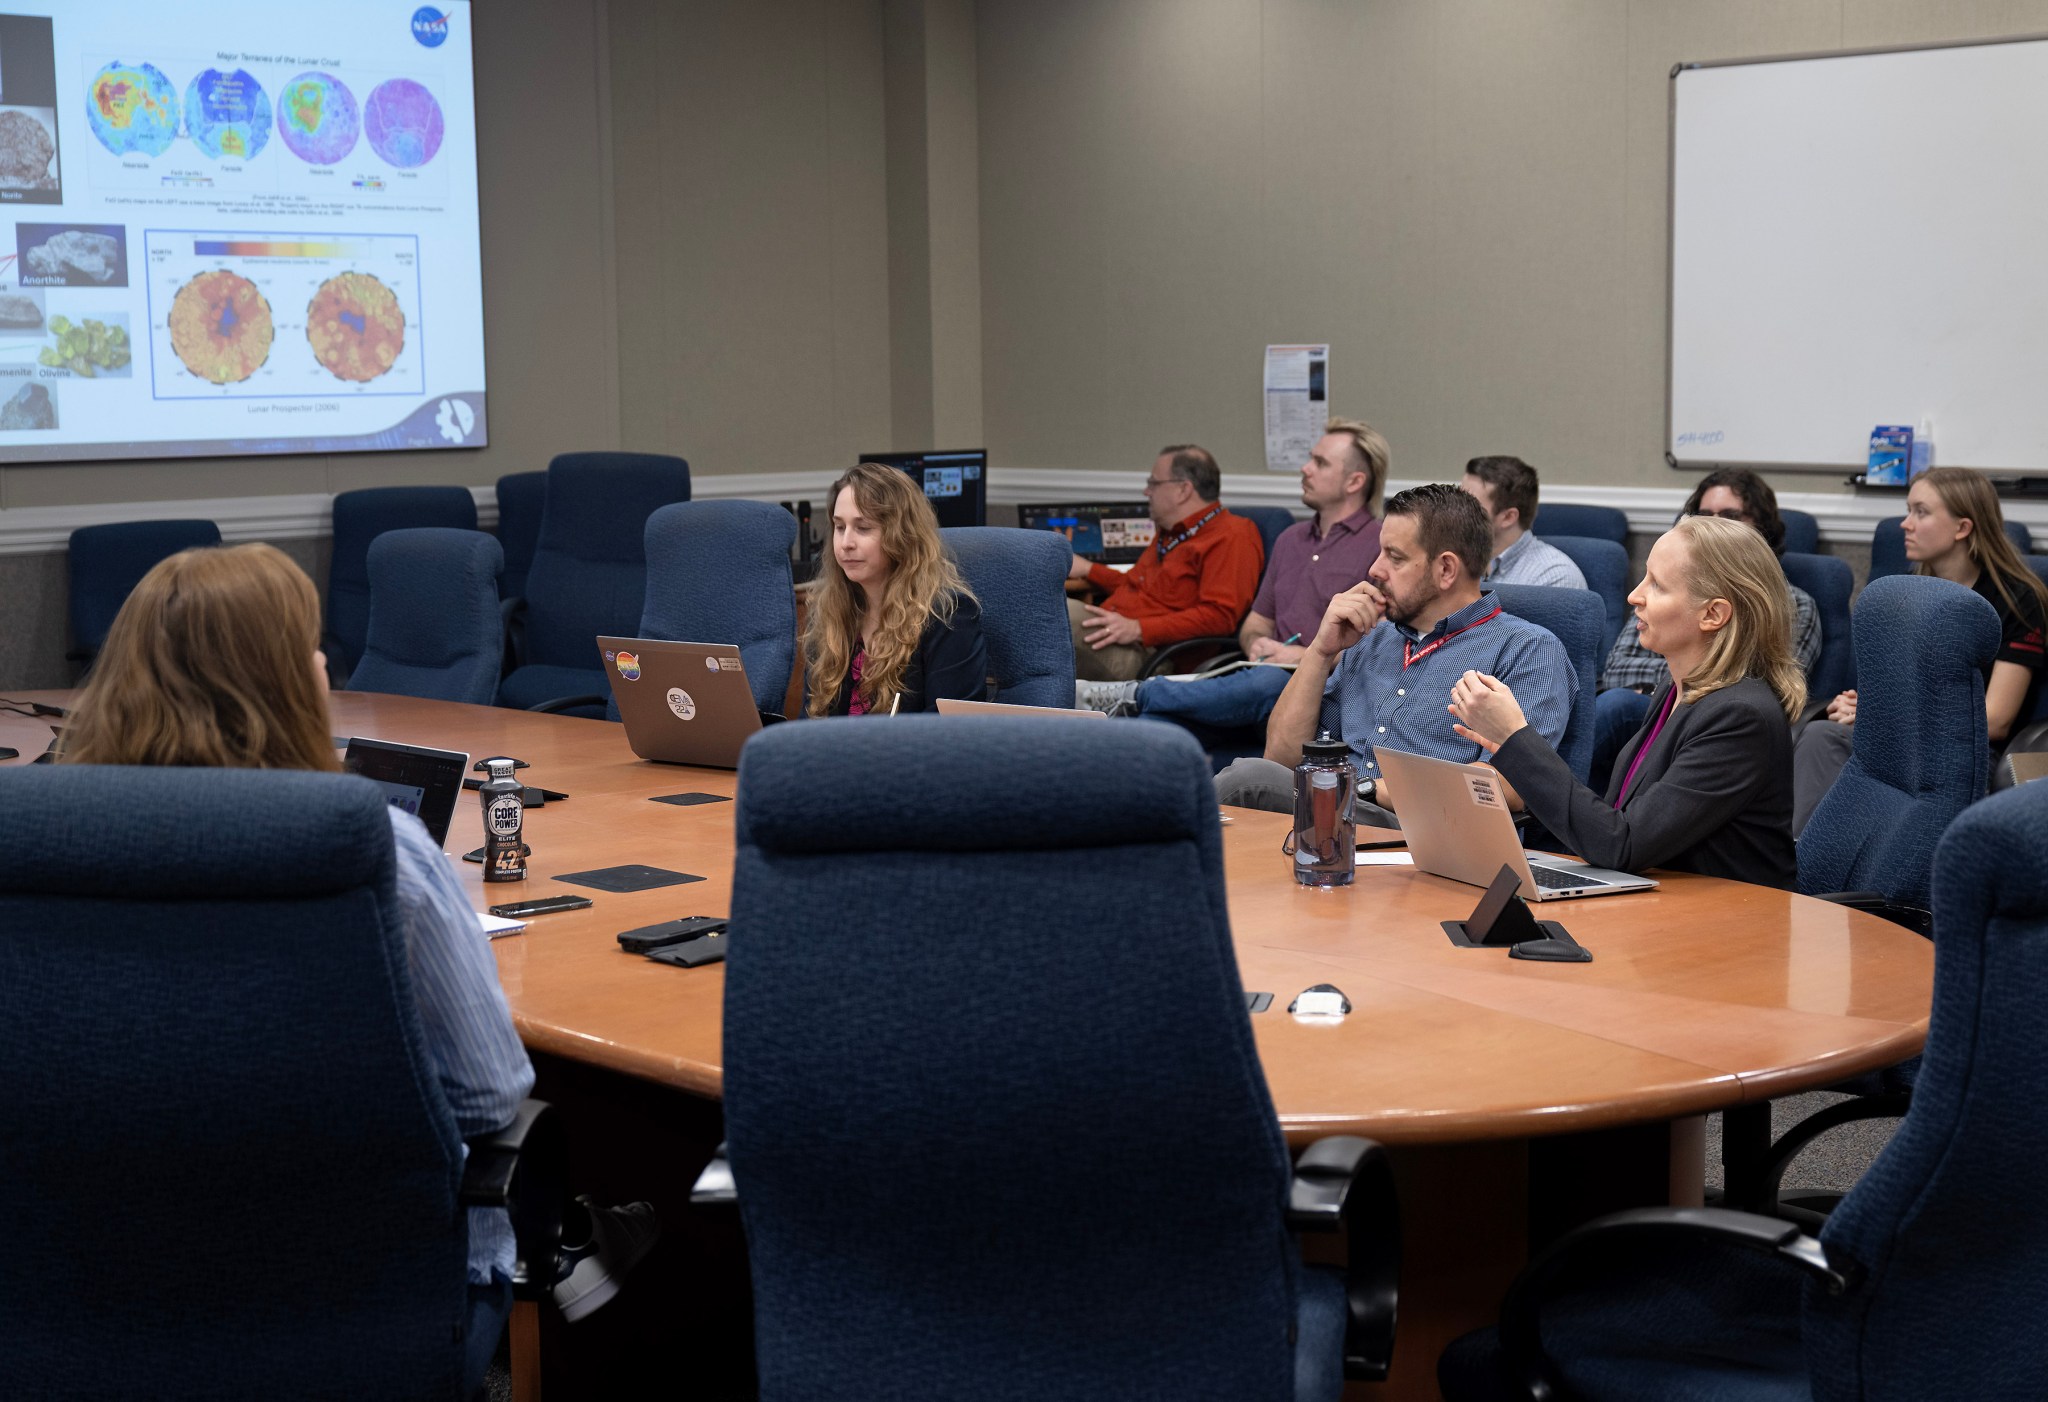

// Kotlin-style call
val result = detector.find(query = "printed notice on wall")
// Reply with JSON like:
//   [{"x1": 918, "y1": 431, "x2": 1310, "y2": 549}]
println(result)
[{"x1": 1263, "y1": 344, "x2": 1328, "y2": 473}]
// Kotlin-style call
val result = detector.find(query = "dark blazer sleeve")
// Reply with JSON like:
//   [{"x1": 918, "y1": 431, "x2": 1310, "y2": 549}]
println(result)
[
  {"x1": 907, "y1": 595, "x2": 989, "y2": 712},
  {"x1": 1491, "y1": 682, "x2": 1787, "y2": 878}
]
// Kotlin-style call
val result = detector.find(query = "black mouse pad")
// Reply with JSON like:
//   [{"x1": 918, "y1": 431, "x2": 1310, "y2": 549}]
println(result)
[
  {"x1": 553, "y1": 864, "x2": 704, "y2": 893},
  {"x1": 651, "y1": 792, "x2": 731, "y2": 807}
]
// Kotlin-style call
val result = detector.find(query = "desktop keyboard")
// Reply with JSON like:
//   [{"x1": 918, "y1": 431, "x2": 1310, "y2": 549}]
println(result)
[{"x1": 1531, "y1": 864, "x2": 1611, "y2": 890}]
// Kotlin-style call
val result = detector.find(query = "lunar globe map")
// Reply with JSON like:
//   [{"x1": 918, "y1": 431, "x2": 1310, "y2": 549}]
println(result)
[
  {"x1": 277, "y1": 72, "x2": 359, "y2": 165},
  {"x1": 88, "y1": 61, "x2": 179, "y2": 157},
  {"x1": 307, "y1": 272, "x2": 406, "y2": 382},
  {"x1": 168, "y1": 270, "x2": 274, "y2": 384},
  {"x1": 184, "y1": 67, "x2": 273, "y2": 161}
]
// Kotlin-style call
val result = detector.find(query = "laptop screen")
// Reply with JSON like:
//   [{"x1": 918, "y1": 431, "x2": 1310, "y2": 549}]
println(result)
[
  {"x1": 342, "y1": 736, "x2": 469, "y2": 846},
  {"x1": 1017, "y1": 502, "x2": 1157, "y2": 564}
]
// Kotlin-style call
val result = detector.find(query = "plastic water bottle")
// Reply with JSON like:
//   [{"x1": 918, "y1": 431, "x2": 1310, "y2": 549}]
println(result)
[
  {"x1": 1291, "y1": 731, "x2": 1356, "y2": 887},
  {"x1": 480, "y1": 757, "x2": 527, "y2": 883},
  {"x1": 1910, "y1": 415, "x2": 1935, "y2": 479}
]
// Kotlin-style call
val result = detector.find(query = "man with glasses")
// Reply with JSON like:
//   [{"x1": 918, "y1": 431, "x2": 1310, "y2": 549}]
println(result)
[
  {"x1": 1591, "y1": 467, "x2": 1821, "y2": 788},
  {"x1": 1065, "y1": 444, "x2": 1265, "y2": 681}
]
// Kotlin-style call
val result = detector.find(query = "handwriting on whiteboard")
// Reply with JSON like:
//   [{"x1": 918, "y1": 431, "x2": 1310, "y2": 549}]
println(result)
[{"x1": 1676, "y1": 429, "x2": 1726, "y2": 447}]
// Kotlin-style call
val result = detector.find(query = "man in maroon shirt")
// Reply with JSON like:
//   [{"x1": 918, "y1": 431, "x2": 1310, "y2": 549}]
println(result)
[
  {"x1": 1066, "y1": 444, "x2": 1266, "y2": 681},
  {"x1": 1077, "y1": 419, "x2": 1387, "y2": 727}
]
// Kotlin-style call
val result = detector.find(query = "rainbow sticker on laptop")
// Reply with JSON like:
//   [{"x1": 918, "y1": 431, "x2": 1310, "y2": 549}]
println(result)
[{"x1": 615, "y1": 651, "x2": 641, "y2": 681}]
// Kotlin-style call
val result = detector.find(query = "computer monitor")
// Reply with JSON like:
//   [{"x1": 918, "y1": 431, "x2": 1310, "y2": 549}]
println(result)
[
  {"x1": 861, "y1": 450, "x2": 987, "y2": 529},
  {"x1": 1017, "y1": 502, "x2": 1157, "y2": 565}
]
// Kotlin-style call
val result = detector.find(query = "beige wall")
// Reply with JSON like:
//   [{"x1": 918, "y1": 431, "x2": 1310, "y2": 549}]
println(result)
[{"x1": 976, "y1": 0, "x2": 2048, "y2": 493}]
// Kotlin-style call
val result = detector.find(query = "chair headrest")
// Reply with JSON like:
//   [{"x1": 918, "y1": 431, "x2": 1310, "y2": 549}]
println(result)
[
  {"x1": 736, "y1": 716, "x2": 1218, "y2": 856},
  {"x1": 0, "y1": 767, "x2": 396, "y2": 900}
]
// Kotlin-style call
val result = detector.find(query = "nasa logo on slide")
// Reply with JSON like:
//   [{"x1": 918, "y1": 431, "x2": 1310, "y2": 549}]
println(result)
[
  {"x1": 666, "y1": 688, "x2": 696, "y2": 722},
  {"x1": 412, "y1": 7, "x2": 450, "y2": 47}
]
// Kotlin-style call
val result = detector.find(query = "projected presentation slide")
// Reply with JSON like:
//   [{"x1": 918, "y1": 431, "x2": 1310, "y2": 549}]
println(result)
[{"x1": 0, "y1": 2, "x2": 485, "y2": 463}]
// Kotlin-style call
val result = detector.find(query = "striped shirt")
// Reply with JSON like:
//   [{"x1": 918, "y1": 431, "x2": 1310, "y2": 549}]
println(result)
[
  {"x1": 387, "y1": 807, "x2": 536, "y2": 1284},
  {"x1": 1485, "y1": 531, "x2": 1587, "y2": 591}
]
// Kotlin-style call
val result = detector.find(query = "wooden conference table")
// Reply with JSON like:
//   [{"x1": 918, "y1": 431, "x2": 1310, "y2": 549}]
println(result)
[{"x1": 1, "y1": 691, "x2": 1933, "y2": 1400}]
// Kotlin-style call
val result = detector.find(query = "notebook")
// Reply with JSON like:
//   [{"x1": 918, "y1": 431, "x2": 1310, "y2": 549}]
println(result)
[
  {"x1": 600, "y1": 637, "x2": 764, "y2": 769},
  {"x1": 1372, "y1": 746, "x2": 1657, "y2": 901}
]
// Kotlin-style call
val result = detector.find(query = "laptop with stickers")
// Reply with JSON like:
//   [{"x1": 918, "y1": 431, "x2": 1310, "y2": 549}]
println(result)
[
  {"x1": 598, "y1": 637, "x2": 764, "y2": 769},
  {"x1": 1373, "y1": 746, "x2": 1657, "y2": 901}
]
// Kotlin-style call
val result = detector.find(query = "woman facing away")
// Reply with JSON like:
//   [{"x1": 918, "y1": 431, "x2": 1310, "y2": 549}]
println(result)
[
  {"x1": 1447, "y1": 514, "x2": 1805, "y2": 889},
  {"x1": 58, "y1": 543, "x2": 655, "y2": 1378},
  {"x1": 1789, "y1": 467, "x2": 2047, "y2": 832},
  {"x1": 805, "y1": 460, "x2": 989, "y2": 716}
]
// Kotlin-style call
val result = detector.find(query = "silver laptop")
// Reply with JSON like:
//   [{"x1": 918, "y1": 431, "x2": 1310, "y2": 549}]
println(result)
[
  {"x1": 1373, "y1": 746, "x2": 1657, "y2": 901},
  {"x1": 934, "y1": 699, "x2": 1107, "y2": 719},
  {"x1": 599, "y1": 637, "x2": 764, "y2": 768}
]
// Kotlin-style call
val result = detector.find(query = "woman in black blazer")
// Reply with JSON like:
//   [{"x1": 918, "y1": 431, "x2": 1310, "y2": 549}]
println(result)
[
  {"x1": 1448, "y1": 515, "x2": 1805, "y2": 888},
  {"x1": 806, "y1": 461, "x2": 988, "y2": 716}
]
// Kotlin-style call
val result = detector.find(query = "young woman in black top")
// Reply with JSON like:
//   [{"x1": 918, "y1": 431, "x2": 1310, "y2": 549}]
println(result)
[{"x1": 805, "y1": 461, "x2": 988, "y2": 716}]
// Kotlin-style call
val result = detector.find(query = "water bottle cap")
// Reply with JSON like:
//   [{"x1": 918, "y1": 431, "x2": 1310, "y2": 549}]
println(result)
[
  {"x1": 486, "y1": 758, "x2": 518, "y2": 780},
  {"x1": 1301, "y1": 730, "x2": 1349, "y2": 763}
]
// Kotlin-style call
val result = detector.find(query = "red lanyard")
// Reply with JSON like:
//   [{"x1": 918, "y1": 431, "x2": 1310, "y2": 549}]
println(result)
[
  {"x1": 1154, "y1": 504, "x2": 1224, "y2": 559},
  {"x1": 1401, "y1": 606, "x2": 1501, "y2": 669}
]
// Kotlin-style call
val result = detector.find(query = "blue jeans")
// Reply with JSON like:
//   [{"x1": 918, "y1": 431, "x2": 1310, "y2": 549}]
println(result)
[
  {"x1": 466, "y1": 1272, "x2": 513, "y2": 1398},
  {"x1": 1592, "y1": 688, "x2": 1652, "y2": 795},
  {"x1": 1136, "y1": 665, "x2": 1293, "y2": 730}
]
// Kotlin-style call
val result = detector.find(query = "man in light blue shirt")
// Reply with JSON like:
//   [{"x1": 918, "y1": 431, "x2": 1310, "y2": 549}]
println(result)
[
  {"x1": 1463, "y1": 455, "x2": 1587, "y2": 590},
  {"x1": 1215, "y1": 483, "x2": 1576, "y2": 815}
]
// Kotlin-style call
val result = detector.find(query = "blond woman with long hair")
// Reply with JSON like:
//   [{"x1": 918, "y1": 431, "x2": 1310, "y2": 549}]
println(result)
[
  {"x1": 1447, "y1": 515, "x2": 1804, "y2": 888},
  {"x1": 805, "y1": 462, "x2": 987, "y2": 716},
  {"x1": 1792, "y1": 467, "x2": 2047, "y2": 830},
  {"x1": 61, "y1": 543, "x2": 540, "y2": 1385}
]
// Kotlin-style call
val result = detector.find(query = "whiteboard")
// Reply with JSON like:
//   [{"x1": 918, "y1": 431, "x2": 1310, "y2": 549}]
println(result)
[{"x1": 1668, "y1": 37, "x2": 2048, "y2": 475}]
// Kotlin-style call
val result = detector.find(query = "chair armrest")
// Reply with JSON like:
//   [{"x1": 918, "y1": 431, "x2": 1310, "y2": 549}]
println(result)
[
  {"x1": 690, "y1": 1141, "x2": 737, "y2": 1206},
  {"x1": 1498, "y1": 1207, "x2": 1850, "y2": 1400},
  {"x1": 1727, "y1": 1092, "x2": 1912, "y2": 1217},
  {"x1": 500, "y1": 596, "x2": 527, "y2": 675},
  {"x1": 1811, "y1": 891, "x2": 1932, "y2": 937},
  {"x1": 529, "y1": 695, "x2": 606, "y2": 715},
  {"x1": 1287, "y1": 1135, "x2": 1400, "y2": 1383},
  {"x1": 461, "y1": 1098, "x2": 567, "y2": 1299},
  {"x1": 1140, "y1": 637, "x2": 1243, "y2": 679}
]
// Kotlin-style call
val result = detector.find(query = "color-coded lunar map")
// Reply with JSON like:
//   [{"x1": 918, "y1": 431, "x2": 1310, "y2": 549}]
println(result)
[
  {"x1": 88, "y1": 61, "x2": 179, "y2": 157},
  {"x1": 307, "y1": 271, "x2": 405, "y2": 382},
  {"x1": 168, "y1": 270, "x2": 273, "y2": 383},
  {"x1": 184, "y1": 68, "x2": 272, "y2": 161},
  {"x1": 364, "y1": 78, "x2": 443, "y2": 168},
  {"x1": 277, "y1": 72, "x2": 359, "y2": 166}
]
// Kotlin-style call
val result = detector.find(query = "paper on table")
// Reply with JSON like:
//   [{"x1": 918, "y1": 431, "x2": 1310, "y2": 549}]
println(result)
[
  {"x1": 477, "y1": 911, "x2": 527, "y2": 938},
  {"x1": 1354, "y1": 852, "x2": 1415, "y2": 866}
]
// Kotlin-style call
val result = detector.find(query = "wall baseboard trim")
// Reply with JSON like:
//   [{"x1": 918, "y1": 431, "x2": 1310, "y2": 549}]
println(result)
[{"x1": 5, "y1": 470, "x2": 2043, "y2": 556}]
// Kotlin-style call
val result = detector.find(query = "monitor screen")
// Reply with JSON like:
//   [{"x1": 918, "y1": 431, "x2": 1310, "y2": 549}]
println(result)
[
  {"x1": 0, "y1": 2, "x2": 486, "y2": 465},
  {"x1": 861, "y1": 449, "x2": 986, "y2": 529},
  {"x1": 1017, "y1": 501, "x2": 1155, "y2": 564}
]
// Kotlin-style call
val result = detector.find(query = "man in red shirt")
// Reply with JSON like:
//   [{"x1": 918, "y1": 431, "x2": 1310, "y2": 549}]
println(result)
[{"x1": 1066, "y1": 444, "x2": 1266, "y2": 681}]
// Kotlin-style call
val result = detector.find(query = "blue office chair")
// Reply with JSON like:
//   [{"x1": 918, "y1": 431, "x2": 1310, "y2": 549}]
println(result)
[
  {"x1": 66, "y1": 519, "x2": 221, "y2": 662},
  {"x1": 1492, "y1": 584, "x2": 1601, "y2": 786},
  {"x1": 349, "y1": 528, "x2": 505, "y2": 706},
  {"x1": 493, "y1": 470, "x2": 548, "y2": 605},
  {"x1": 620, "y1": 500, "x2": 796, "y2": 718},
  {"x1": 1778, "y1": 508, "x2": 1820, "y2": 555},
  {"x1": 1438, "y1": 777, "x2": 2048, "y2": 1402},
  {"x1": 1538, "y1": 535, "x2": 1630, "y2": 658},
  {"x1": 1870, "y1": 514, "x2": 2032, "y2": 579},
  {"x1": 0, "y1": 766, "x2": 559, "y2": 1400},
  {"x1": 700, "y1": 717, "x2": 1400, "y2": 1401},
  {"x1": 1532, "y1": 503, "x2": 1629, "y2": 546},
  {"x1": 1798, "y1": 574, "x2": 1997, "y2": 917},
  {"x1": 326, "y1": 486, "x2": 480, "y2": 677},
  {"x1": 498, "y1": 451, "x2": 691, "y2": 716},
  {"x1": 940, "y1": 527, "x2": 1074, "y2": 706},
  {"x1": 1232, "y1": 503, "x2": 1300, "y2": 560},
  {"x1": 1779, "y1": 551, "x2": 1855, "y2": 700}
]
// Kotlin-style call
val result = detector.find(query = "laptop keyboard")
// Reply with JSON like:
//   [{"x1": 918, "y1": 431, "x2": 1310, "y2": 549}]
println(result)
[{"x1": 1531, "y1": 864, "x2": 1611, "y2": 890}]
